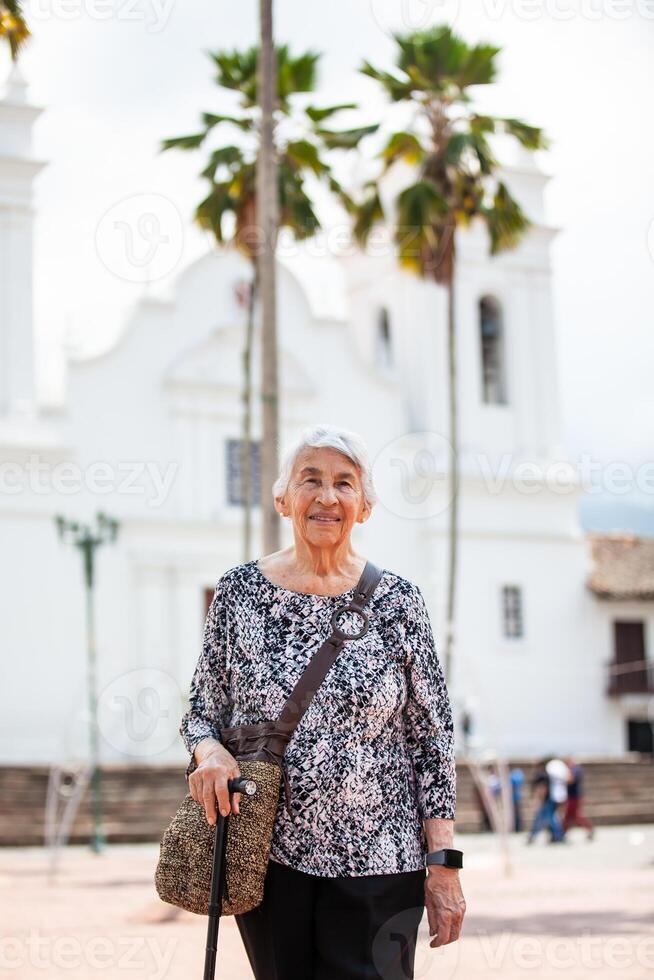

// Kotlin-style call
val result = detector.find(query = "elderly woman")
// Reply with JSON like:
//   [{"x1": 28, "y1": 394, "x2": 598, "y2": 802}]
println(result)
[{"x1": 180, "y1": 424, "x2": 465, "y2": 980}]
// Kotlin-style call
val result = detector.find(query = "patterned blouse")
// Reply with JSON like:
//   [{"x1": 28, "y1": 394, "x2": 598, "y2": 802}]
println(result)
[{"x1": 180, "y1": 559, "x2": 456, "y2": 878}]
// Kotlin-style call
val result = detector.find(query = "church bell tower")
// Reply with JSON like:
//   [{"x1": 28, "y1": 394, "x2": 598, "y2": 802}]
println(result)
[{"x1": 0, "y1": 63, "x2": 44, "y2": 416}]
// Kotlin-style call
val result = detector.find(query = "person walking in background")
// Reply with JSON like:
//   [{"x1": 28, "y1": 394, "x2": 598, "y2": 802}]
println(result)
[
  {"x1": 563, "y1": 756, "x2": 595, "y2": 841},
  {"x1": 487, "y1": 767, "x2": 501, "y2": 805},
  {"x1": 526, "y1": 757, "x2": 565, "y2": 844},
  {"x1": 475, "y1": 764, "x2": 524, "y2": 833},
  {"x1": 510, "y1": 767, "x2": 525, "y2": 832},
  {"x1": 546, "y1": 757, "x2": 571, "y2": 840}
]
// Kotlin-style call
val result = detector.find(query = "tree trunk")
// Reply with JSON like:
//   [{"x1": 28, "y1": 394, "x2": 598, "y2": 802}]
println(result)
[
  {"x1": 443, "y1": 273, "x2": 459, "y2": 687},
  {"x1": 240, "y1": 267, "x2": 258, "y2": 562},
  {"x1": 257, "y1": 0, "x2": 280, "y2": 556}
]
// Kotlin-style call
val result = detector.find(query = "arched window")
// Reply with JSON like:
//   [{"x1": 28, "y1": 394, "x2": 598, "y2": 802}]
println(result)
[
  {"x1": 479, "y1": 296, "x2": 507, "y2": 404},
  {"x1": 376, "y1": 307, "x2": 393, "y2": 370}
]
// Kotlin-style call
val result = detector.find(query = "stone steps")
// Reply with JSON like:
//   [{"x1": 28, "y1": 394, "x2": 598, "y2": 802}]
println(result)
[{"x1": 0, "y1": 758, "x2": 652, "y2": 846}]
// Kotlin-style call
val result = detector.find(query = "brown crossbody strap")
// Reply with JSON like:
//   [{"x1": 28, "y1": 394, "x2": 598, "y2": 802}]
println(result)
[{"x1": 276, "y1": 560, "x2": 383, "y2": 735}]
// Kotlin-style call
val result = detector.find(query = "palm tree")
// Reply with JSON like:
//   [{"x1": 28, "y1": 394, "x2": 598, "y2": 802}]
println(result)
[
  {"x1": 353, "y1": 25, "x2": 549, "y2": 685},
  {"x1": 162, "y1": 43, "x2": 375, "y2": 560},
  {"x1": 0, "y1": 1, "x2": 30, "y2": 60}
]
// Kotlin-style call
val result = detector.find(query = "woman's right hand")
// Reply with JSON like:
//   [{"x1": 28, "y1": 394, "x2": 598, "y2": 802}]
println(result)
[{"x1": 188, "y1": 741, "x2": 242, "y2": 824}]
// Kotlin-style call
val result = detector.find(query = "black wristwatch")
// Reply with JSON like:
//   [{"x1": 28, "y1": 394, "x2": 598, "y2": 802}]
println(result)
[{"x1": 426, "y1": 848, "x2": 463, "y2": 870}]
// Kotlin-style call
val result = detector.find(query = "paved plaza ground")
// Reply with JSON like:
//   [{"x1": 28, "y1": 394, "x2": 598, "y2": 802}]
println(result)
[{"x1": 1, "y1": 823, "x2": 653, "y2": 979}]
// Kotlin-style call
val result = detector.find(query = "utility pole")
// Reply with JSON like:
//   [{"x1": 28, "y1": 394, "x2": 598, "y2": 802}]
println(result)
[
  {"x1": 257, "y1": 0, "x2": 280, "y2": 554},
  {"x1": 55, "y1": 511, "x2": 119, "y2": 853}
]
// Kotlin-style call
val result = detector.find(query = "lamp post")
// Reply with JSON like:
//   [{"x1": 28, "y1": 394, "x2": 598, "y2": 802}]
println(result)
[{"x1": 55, "y1": 511, "x2": 119, "y2": 853}]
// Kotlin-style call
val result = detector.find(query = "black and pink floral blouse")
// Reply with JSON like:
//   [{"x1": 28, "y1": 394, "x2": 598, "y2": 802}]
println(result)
[{"x1": 180, "y1": 559, "x2": 456, "y2": 878}]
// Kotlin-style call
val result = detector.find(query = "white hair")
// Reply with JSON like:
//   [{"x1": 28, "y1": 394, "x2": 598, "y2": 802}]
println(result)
[{"x1": 272, "y1": 423, "x2": 378, "y2": 508}]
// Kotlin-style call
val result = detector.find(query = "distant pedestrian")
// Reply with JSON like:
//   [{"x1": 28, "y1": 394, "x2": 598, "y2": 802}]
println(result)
[
  {"x1": 526, "y1": 757, "x2": 565, "y2": 844},
  {"x1": 546, "y1": 757, "x2": 571, "y2": 840},
  {"x1": 510, "y1": 767, "x2": 525, "y2": 832},
  {"x1": 563, "y1": 756, "x2": 595, "y2": 841}
]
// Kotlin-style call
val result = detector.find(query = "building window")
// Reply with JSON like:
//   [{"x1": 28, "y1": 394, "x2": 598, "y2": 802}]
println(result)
[
  {"x1": 479, "y1": 296, "x2": 507, "y2": 404},
  {"x1": 502, "y1": 585, "x2": 523, "y2": 638},
  {"x1": 226, "y1": 437, "x2": 261, "y2": 507},
  {"x1": 376, "y1": 307, "x2": 393, "y2": 370},
  {"x1": 609, "y1": 621, "x2": 649, "y2": 695}
]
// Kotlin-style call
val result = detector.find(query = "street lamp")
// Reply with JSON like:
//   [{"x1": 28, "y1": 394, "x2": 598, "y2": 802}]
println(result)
[{"x1": 55, "y1": 511, "x2": 119, "y2": 853}]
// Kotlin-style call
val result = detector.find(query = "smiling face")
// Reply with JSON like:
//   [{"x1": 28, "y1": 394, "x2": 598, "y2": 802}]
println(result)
[{"x1": 275, "y1": 446, "x2": 371, "y2": 548}]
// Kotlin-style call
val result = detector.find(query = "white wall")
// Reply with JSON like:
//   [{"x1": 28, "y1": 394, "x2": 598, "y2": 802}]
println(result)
[{"x1": 0, "y1": 195, "x2": 637, "y2": 764}]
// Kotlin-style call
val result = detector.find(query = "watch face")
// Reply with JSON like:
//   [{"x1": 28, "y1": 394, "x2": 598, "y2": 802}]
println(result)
[{"x1": 428, "y1": 849, "x2": 463, "y2": 869}]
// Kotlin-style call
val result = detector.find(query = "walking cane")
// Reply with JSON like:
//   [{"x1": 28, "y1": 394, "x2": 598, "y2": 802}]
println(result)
[{"x1": 203, "y1": 775, "x2": 258, "y2": 980}]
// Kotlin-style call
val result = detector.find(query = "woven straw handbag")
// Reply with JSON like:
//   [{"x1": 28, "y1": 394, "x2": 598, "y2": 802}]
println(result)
[{"x1": 155, "y1": 560, "x2": 383, "y2": 917}]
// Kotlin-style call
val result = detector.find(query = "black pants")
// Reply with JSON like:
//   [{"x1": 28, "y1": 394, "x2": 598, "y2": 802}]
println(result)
[{"x1": 234, "y1": 858, "x2": 426, "y2": 980}]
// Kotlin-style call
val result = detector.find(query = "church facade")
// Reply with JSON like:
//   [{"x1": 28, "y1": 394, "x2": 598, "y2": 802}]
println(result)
[{"x1": 1, "y1": 67, "x2": 652, "y2": 769}]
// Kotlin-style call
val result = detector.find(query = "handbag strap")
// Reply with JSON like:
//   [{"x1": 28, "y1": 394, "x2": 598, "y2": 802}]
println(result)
[{"x1": 275, "y1": 560, "x2": 383, "y2": 736}]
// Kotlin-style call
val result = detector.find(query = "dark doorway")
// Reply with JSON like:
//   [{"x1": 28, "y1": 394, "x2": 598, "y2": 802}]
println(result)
[{"x1": 627, "y1": 719, "x2": 653, "y2": 755}]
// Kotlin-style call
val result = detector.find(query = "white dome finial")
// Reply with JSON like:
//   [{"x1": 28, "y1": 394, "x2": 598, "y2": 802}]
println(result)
[{"x1": 4, "y1": 61, "x2": 28, "y2": 103}]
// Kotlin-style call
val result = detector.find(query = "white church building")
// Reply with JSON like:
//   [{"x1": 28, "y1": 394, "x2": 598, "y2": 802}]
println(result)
[{"x1": 1, "y1": 66, "x2": 652, "y2": 771}]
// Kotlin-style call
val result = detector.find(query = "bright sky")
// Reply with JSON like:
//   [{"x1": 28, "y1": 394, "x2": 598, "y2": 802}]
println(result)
[{"x1": 3, "y1": 0, "x2": 654, "y2": 530}]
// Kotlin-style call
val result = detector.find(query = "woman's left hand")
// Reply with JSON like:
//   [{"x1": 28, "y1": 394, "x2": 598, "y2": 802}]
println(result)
[{"x1": 424, "y1": 868, "x2": 466, "y2": 947}]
